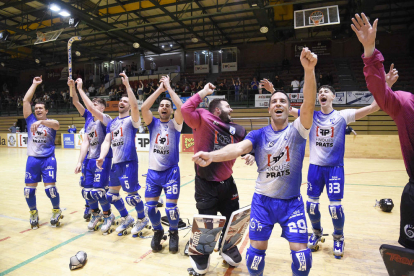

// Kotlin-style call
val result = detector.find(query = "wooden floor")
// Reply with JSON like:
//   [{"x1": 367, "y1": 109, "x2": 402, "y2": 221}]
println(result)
[{"x1": 0, "y1": 147, "x2": 407, "y2": 276}]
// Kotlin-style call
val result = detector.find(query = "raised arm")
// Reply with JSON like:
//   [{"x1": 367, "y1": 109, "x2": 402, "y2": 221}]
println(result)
[
  {"x1": 299, "y1": 48, "x2": 317, "y2": 129},
  {"x1": 97, "y1": 133, "x2": 111, "y2": 169},
  {"x1": 23, "y1": 76, "x2": 42, "y2": 118},
  {"x1": 351, "y1": 13, "x2": 401, "y2": 116},
  {"x1": 162, "y1": 75, "x2": 183, "y2": 125},
  {"x1": 75, "y1": 134, "x2": 89, "y2": 174},
  {"x1": 69, "y1": 78, "x2": 85, "y2": 116},
  {"x1": 75, "y1": 78, "x2": 104, "y2": 122},
  {"x1": 120, "y1": 72, "x2": 140, "y2": 124},
  {"x1": 181, "y1": 83, "x2": 215, "y2": 129},
  {"x1": 385, "y1": 63, "x2": 399, "y2": 89},
  {"x1": 141, "y1": 80, "x2": 165, "y2": 125},
  {"x1": 30, "y1": 119, "x2": 60, "y2": 132},
  {"x1": 192, "y1": 140, "x2": 253, "y2": 167},
  {"x1": 355, "y1": 99, "x2": 380, "y2": 120}
]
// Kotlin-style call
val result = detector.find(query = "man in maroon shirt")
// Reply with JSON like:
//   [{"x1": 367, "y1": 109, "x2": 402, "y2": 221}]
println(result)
[
  {"x1": 352, "y1": 13, "x2": 414, "y2": 249},
  {"x1": 181, "y1": 83, "x2": 254, "y2": 269}
]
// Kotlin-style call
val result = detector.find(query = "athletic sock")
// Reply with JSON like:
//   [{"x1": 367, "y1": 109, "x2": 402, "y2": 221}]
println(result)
[
  {"x1": 165, "y1": 202, "x2": 179, "y2": 231},
  {"x1": 24, "y1": 187, "x2": 37, "y2": 211},
  {"x1": 45, "y1": 185, "x2": 60, "y2": 209},
  {"x1": 146, "y1": 201, "x2": 162, "y2": 230}
]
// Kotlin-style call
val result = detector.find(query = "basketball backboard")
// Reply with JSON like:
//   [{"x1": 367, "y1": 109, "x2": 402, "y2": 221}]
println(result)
[
  {"x1": 34, "y1": 29, "x2": 63, "y2": 45},
  {"x1": 294, "y1": 5, "x2": 340, "y2": 29}
]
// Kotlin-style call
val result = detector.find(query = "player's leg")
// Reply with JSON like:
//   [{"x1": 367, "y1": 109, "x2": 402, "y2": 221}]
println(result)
[
  {"x1": 281, "y1": 196, "x2": 312, "y2": 276},
  {"x1": 246, "y1": 193, "x2": 274, "y2": 276},
  {"x1": 80, "y1": 159, "x2": 91, "y2": 220},
  {"x1": 306, "y1": 164, "x2": 325, "y2": 251},
  {"x1": 41, "y1": 156, "x2": 62, "y2": 226},
  {"x1": 218, "y1": 176, "x2": 242, "y2": 266},
  {"x1": 163, "y1": 166, "x2": 181, "y2": 253},
  {"x1": 398, "y1": 179, "x2": 414, "y2": 249},
  {"x1": 327, "y1": 166, "x2": 345, "y2": 259},
  {"x1": 24, "y1": 157, "x2": 42, "y2": 229}
]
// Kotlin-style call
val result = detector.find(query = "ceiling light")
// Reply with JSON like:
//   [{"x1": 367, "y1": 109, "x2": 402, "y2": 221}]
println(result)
[
  {"x1": 59, "y1": 10, "x2": 70, "y2": 17},
  {"x1": 0, "y1": 31, "x2": 10, "y2": 41},
  {"x1": 35, "y1": 59, "x2": 40, "y2": 64},
  {"x1": 49, "y1": 4, "x2": 61, "y2": 12},
  {"x1": 75, "y1": 51, "x2": 81, "y2": 56},
  {"x1": 260, "y1": 26, "x2": 268, "y2": 33},
  {"x1": 1, "y1": 62, "x2": 4, "y2": 67},
  {"x1": 110, "y1": 60, "x2": 114, "y2": 64},
  {"x1": 170, "y1": 44, "x2": 173, "y2": 48},
  {"x1": 218, "y1": 50, "x2": 222, "y2": 53},
  {"x1": 161, "y1": 45, "x2": 164, "y2": 48},
  {"x1": 119, "y1": 61, "x2": 123, "y2": 63},
  {"x1": 133, "y1": 42, "x2": 140, "y2": 48},
  {"x1": 191, "y1": 37, "x2": 198, "y2": 43},
  {"x1": 251, "y1": 3, "x2": 257, "y2": 6}
]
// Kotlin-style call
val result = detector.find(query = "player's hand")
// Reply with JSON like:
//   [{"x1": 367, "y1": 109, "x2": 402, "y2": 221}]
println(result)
[
  {"x1": 385, "y1": 63, "x2": 399, "y2": 88},
  {"x1": 67, "y1": 78, "x2": 75, "y2": 88},
  {"x1": 300, "y1": 47, "x2": 318, "y2": 70},
  {"x1": 33, "y1": 76, "x2": 42, "y2": 85},
  {"x1": 203, "y1": 83, "x2": 215, "y2": 96},
  {"x1": 30, "y1": 120, "x2": 42, "y2": 133},
  {"x1": 161, "y1": 75, "x2": 171, "y2": 90},
  {"x1": 74, "y1": 163, "x2": 82, "y2": 174},
  {"x1": 75, "y1": 78, "x2": 83, "y2": 90},
  {"x1": 260, "y1": 79, "x2": 275, "y2": 93},
  {"x1": 241, "y1": 154, "x2": 255, "y2": 166},
  {"x1": 192, "y1": 151, "x2": 213, "y2": 167},
  {"x1": 96, "y1": 157, "x2": 104, "y2": 170},
  {"x1": 119, "y1": 72, "x2": 130, "y2": 87},
  {"x1": 351, "y1": 13, "x2": 378, "y2": 56}
]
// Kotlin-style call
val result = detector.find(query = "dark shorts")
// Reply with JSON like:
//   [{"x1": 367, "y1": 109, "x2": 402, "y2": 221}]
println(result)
[
  {"x1": 194, "y1": 175, "x2": 239, "y2": 221},
  {"x1": 399, "y1": 179, "x2": 414, "y2": 249}
]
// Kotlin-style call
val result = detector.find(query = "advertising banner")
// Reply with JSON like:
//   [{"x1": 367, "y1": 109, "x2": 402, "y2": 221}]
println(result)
[
  {"x1": 221, "y1": 62, "x2": 237, "y2": 72},
  {"x1": 75, "y1": 133, "x2": 83, "y2": 149},
  {"x1": 135, "y1": 134, "x2": 150, "y2": 152},
  {"x1": 0, "y1": 133, "x2": 7, "y2": 147},
  {"x1": 199, "y1": 95, "x2": 226, "y2": 108},
  {"x1": 255, "y1": 94, "x2": 272, "y2": 107},
  {"x1": 194, "y1": 64, "x2": 209, "y2": 74},
  {"x1": 346, "y1": 91, "x2": 374, "y2": 105},
  {"x1": 63, "y1": 133, "x2": 75, "y2": 149},
  {"x1": 181, "y1": 134, "x2": 195, "y2": 153},
  {"x1": 18, "y1": 133, "x2": 28, "y2": 148},
  {"x1": 7, "y1": 133, "x2": 17, "y2": 147}
]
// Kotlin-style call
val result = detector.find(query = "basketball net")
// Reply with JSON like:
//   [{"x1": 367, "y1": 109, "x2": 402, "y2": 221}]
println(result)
[
  {"x1": 36, "y1": 31, "x2": 46, "y2": 42},
  {"x1": 310, "y1": 11, "x2": 324, "y2": 25}
]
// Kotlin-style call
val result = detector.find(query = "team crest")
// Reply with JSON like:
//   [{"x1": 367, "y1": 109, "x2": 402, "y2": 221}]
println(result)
[
  {"x1": 268, "y1": 141, "x2": 274, "y2": 147},
  {"x1": 330, "y1": 118, "x2": 335, "y2": 124},
  {"x1": 229, "y1": 126, "x2": 236, "y2": 135}
]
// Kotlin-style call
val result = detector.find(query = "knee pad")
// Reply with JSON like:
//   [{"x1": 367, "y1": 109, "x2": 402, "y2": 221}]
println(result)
[
  {"x1": 329, "y1": 203, "x2": 344, "y2": 220},
  {"x1": 125, "y1": 194, "x2": 142, "y2": 206},
  {"x1": 81, "y1": 188, "x2": 94, "y2": 201},
  {"x1": 291, "y1": 248, "x2": 312, "y2": 276},
  {"x1": 165, "y1": 203, "x2": 179, "y2": 219},
  {"x1": 246, "y1": 246, "x2": 266, "y2": 276},
  {"x1": 306, "y1": 200, "x2": 320, "y2": 216},
  {"x1": 106, "y1": 192, "x2": 122, "y2": 204},
  {"x1": 24, "y1": 187, "x2": 36, "y2": 198},
  {"x1": 45, "y1": 185, "x2": 58, "y2": 199},
  {"x1": 91, "y1": 188, "x2": 106, "y2": 201}
]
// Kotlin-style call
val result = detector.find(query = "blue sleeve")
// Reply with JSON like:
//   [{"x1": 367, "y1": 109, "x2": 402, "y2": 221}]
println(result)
[
  {"x1": 25, "y1": 114, "x2": 36, "y2": 130},
  {"x1": 147, "y1": 116, "x2": 158, "y2": 132},
  {"x1": 244, "y1": 129, "x2": 260, "y2": 150},
  {"x1": 83, "y1": 109, "x2": 92, "y2": 120},
  {"x1": 297, "y1": 109, "x2": 300, "y2": 116},
  {"x1": 106, "y1": 120, "x2": 112, "y2": 134}
]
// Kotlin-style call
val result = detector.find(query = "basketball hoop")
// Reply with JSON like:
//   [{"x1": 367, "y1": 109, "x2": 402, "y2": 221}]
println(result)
[
  {"x1": 310, "y1": 10, "x2": 324, "y2": 25},
  {"x1": 36, "y1": 31, "x2": 46, "y2": 42}
]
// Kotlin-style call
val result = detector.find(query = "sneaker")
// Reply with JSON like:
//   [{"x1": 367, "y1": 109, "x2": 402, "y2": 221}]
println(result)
[
  {"x1": 151, "y1": 229, "x2": 165, "y2": 251},
  {"x1": 333, "y1": 235, "x2": 345, "y2": 259},
  {"x1": 30, "y1": 210, "x2": 39, "y2": 230},
  {"x1": 50, "y1": 209, "x2": 63, "y2": 226},
  {"x1": 168, "y1": 230, "x2": 179, "y2": 253},
  {"x1": 101, "y1": 213, "x2": 115, "y2": 233},
  {"x1": 88, "y1": 210, "x2": 103, "y2": 231},
  {"x1": 308, "y1": 228, "x2": 325, "y2": 252},
  {"x1": 116, "y1": 215, "x2": 135, "y2": 233},
  {"x1": 131, "y1": 217, "x2": 149, "y2": 235}
]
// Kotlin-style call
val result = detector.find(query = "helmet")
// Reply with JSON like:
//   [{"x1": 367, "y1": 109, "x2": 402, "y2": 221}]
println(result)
[
  {"x1": 69, "y1": 251, "x2": 87, "y2": 270},
  {"x1": 378, "y1": 198, "x2": 394, "y2": 212}
]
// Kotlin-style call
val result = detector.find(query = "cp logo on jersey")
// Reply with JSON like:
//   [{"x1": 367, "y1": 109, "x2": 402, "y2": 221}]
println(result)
[{"x1": 316, "y1": 126, "x2": 334, "y2": 137}]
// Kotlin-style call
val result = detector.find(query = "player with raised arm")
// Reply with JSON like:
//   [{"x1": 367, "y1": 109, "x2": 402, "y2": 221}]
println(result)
[
  {"x1": 351, "y1": 13, "x2": 414, "y2": 250},
  {"x1": 23, "y1": 76, "x2": 61, "y2": 229},
  {"x1": 140, "y1": 75, "x2": 183, "y2": 253},
  {"x1": 181, "y1": 81, "x2": 255, "y2": 273},
  {"x1": 262, "y1": 78, "x2": 380, "y2": 259},
  {"x1": 73, "y1": 78, "x2": 113, "y2": 232},
  {"x1": 192, "y1": 47, "x2": 317, "y2": 276},
  {"x1": 96, "y1": 72, "x2": 146, "y2": 235}
]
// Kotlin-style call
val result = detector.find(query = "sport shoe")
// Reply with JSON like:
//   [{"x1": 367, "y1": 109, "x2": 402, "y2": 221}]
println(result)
[
  {"x1": 308, "y1": 228, "x2": 325, "y2": 252},
  {"x1": 88, "y1": 210, "x2": 103, "y2": 231},
  {"x1": 116, "y1": 215, "x2": 135, "y2": 233},
  {"x1": 50, "y1": 209, "x2": 63, "y2": 227},
  {"x1": 101, "y1": 213, "x2": 115, "y2": 233},
  {"x1": 151, "y1": 229, "x2": 165, "y2": 251},
  {"x1": 168, "y1": 230, "x2": 179, "y2": 253},
  {"x1": 333, "y1": 234, "x2": 345, "y2": 259},
  {"x1": 131, "y1": 217, "x2": 149, "y2": 235},
  {"x1": 30, "y1": 210, "x2": 39, "y2": 229}
]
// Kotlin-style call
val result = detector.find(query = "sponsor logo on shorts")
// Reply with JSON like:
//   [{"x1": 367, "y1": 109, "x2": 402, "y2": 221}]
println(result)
[
  {"x1": 167, "y1": 179, "x2": 176, "y2": 185},
  {"x1": 385, "y1": 252, "x2": 414, "y2": 265},
  {"x1": 295, "y1": 252, "x2": 307, "y2": 271},
  {"x1": 173, "y1": 169, "x2": 177, "y2": 174},
  {"x1": 45, "y1": 166, "x2": 54, "y2": 170},
  {"x1": 249, "y1": 218, "x2": 262, "y2": 232},
  {"x1": 231, "y1": 193, "x2": 239, "y2": 200},
  {"x1": 404, "y1": 224, "x2": 414, "y2": 239},
  {"x1": 251, "y1": 256, "x2": 262, "y2": 270},
  {"x1": 289, "y1": 209, "x2": 304, "y2": 219},
  {"x1": 25, "y1": 172, "x2": 32, "y2": 179},
  {"x1": 307, "y1": 182, "x2": 312, "y2": 191}
]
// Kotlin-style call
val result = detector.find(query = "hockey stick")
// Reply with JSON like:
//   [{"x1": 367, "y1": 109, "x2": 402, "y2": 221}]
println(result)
[{"x1": 68, "y1": 36, "x2": 81, "y2": 97}]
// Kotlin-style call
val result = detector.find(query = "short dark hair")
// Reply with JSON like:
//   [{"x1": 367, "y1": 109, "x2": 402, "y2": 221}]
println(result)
[
  {"x1": 92, "y1": 97, "x2": 107, "y2": 107},
  {"x1": 159, "y1": 97, "x2": 173, "y2": 108},
  {"x1": 318, "y1": 85, "x2": 335, "y2": 94},
  {"x1": 269, "y1": 90, "x2": 291, "y2": 107},
  {"x1": 35, "y1": 101, "x2": 48, "y2": 110},
  {"x1": 208, "y1": 98, "x2": 226, "y2": 113}
]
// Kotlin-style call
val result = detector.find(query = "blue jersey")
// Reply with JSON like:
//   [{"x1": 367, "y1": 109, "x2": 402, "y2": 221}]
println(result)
[
  {"x1": 308, "y1": 109, "x2": 355, "y2": 167},
  {"x1": 148, "y1": 117, "x2": 182, "y2": 171},
  {"x1": 85, "y1": 113, "x2": 113, "y2": 159},
  {"x1": 26, "y1": 114, "x2": 56, "y2": 157},
  {"x1": 245, "y1": 118, "x2": 310, "y2": 199},
  {"x1": 107, "y1": 116, "x2": 140, "y2": 164}
]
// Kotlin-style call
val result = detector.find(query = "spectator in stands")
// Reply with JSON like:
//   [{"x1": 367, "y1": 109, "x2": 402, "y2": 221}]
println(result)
[
  {"x1": 108, "y1": 88, "x2": 115, "y2": 101},
  {"x1": 174, "y1": 83, "x2": 182, "y2": 94},
  {"x1": 67, "y1": 125, "x2": 74, "y2": 133},
  {"x1": 43, "y1": 92, "x2": 50, "y2": 103},
  {"x1": 318, "y1": 73, "x2": 328, "y2": 86},
  {"x1": 251, "y1": 77, "x2": 259, "y2": 91},
  {"x1": 98, "y1": 84, "x2": 106, "y2": 96},
  {"x1": 282, "y1": 57, "x2": 290, "y2": 73},
  {"x1": 88, "y1": 83, "x2": 96, "y2": 96},
  {"x1": 196, "y1": 81, "x2": 203, "y2": 91},
  {"x1": 232, "y1": 78, "x2": 241, "y2": 101},
  {"x1": 274, "y1": 75, "x2": 284, "y2": 90},
  {"x1": 138, "y1": 81, "x2": 144, "y2": 101},
  {"x1": 191, "y1": 82, "x2": 197, "y2": 92},
  {"x1": 71, "y1": 124, "x2": 77, "y2": 133},
  {"x1": 291, "y1": 76, "x2": 300, "y2": 92},
  {"x1": 345, "y1": 125, "x2": 357, "y2": 136},
  {"x1": 8, "y1": 122, "x2": 17, "y2": 133},
  {"x1": 144, "y1": 83, "x2": 151, "y2": 99},
  {"x1": 218, "y1": 80, "x2": 227, "y2": 95},
  {"x1": 100, "y1": 73, "x2": 105, "y2": 84}
]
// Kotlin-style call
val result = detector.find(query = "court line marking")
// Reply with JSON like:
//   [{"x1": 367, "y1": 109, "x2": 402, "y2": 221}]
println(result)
[
  {"x1": 0, "y1": 237, "x2": 11, "y2": 242},
  {"x1": 0, "y1": 179, "x2": 195, "y2": 276}
]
